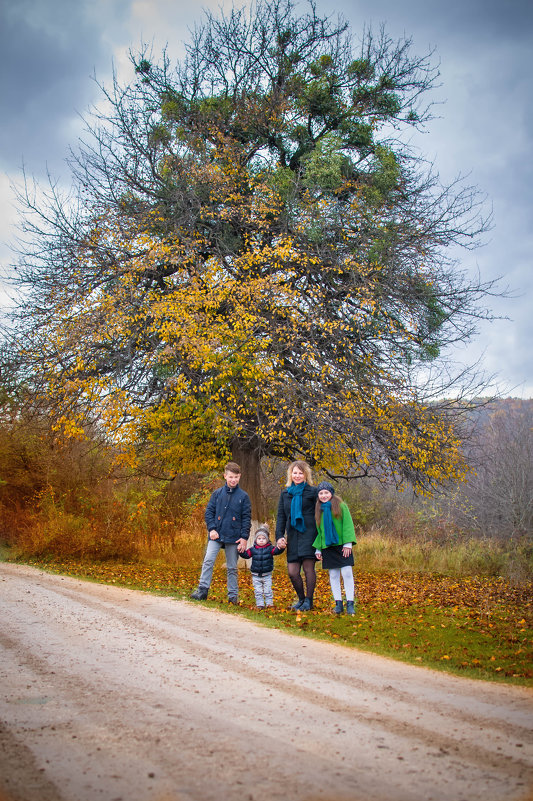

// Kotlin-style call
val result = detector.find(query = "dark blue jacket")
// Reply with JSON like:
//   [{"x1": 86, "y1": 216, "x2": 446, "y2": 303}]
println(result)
[
  {"x1": 241, "y1": 541, "x2": 285, "y2": 575},
  {"x1": 204, "y1": 484, "x2": 252, "y2": 544}
]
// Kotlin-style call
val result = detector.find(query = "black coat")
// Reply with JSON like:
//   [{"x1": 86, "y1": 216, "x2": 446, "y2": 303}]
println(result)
[{"x1": 275, "y1": 484, "x2": 318, "y2": 561}]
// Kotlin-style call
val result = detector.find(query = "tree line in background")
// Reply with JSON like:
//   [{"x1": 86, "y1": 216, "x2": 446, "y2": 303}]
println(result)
[{"x1": 0, "y1": 379, "x2": 531, "y2": 563}]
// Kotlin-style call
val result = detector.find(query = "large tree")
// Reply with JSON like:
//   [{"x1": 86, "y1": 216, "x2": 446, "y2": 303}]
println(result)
[{"x1": 11, "y1": 0, "x2": 493, "y2": 517}]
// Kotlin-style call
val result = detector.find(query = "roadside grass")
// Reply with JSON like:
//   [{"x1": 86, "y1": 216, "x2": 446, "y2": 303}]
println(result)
[
  {"x1": 355, "y1": 531, "x2": 533, "y2": 585},
  {"x1": 8, "y1": 552, "x2": 532, "y2": 687}
]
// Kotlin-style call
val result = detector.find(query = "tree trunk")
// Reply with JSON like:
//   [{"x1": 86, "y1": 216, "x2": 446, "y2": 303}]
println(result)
[
  {"x1": 231, "y1": 440, "x2": 265, "y2": 530},
  {"x1": 231, "y1": 440, "x2": 265, "y2": 570}
]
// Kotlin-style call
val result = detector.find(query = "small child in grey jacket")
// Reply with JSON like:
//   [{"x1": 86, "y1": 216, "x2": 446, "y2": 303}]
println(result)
[{"x1": 240, "y1": 523, "x2": 286, "y2": 608}]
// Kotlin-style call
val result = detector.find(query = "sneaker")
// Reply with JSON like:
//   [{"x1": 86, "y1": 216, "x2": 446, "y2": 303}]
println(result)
[
  {"x1": 334, "y1": 600, "x2": 343, "y2": 614},
  {"x1": 300, "y1": 598, "x2": 313, "y2": 611},
  {"x1": 346, "y1": 600, "x2": 355, "y2": 615},
  {"x1": 228, "y1": 598, "x2": 239, "y2": 605},
  {"x1": 291, "y1": 599, "x2": 305, "y2": 610},
  {"x1": 190, "y1": 588, "x2": 208, "y2": 600}
]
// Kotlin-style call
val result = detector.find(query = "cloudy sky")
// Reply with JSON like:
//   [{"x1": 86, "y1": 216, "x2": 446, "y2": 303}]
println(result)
[{"x1": 1, "y1": 0, "x2": 532, "y2": 396}]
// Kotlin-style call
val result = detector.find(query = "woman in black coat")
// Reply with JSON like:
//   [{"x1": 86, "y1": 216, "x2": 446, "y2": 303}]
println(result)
[{"x1": 275, "y1": 460, "x2": 318, "y2": 611}]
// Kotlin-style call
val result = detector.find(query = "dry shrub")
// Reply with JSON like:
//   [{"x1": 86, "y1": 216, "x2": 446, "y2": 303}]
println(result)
[
  {"x1": 0, "y1": 410, "x2": 213, "y2": 564},
  {"x1": 131, "y1": 500, "x2": 208, "y2": 566},
  {"x1": 3, "y1": 481, "x2": 210, "y2": 566}
]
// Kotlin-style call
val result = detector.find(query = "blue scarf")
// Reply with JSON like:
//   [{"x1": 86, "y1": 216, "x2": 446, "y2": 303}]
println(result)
[
  {"x1": 321, "y1": 501, "x2": 338, "y2": 546},
  {"x1": 287, "y1": 482, "x2": 306, "y2": 532}
]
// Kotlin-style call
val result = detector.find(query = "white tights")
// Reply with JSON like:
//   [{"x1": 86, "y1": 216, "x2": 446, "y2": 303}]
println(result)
[{"x1": 328, "y1": 566, "x2": 355, "y2": 602}]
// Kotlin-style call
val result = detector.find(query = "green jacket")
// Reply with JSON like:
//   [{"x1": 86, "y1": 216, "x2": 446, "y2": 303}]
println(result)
[{"x1": 313, "y1": 501, "x2": 356, "y2": 550}]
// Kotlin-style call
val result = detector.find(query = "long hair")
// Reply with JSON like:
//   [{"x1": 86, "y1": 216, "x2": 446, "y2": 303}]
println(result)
[
  {"x1": 285, "y1": 460, "x2": 313, "y2": 487},
  {"x1": 315, "y1": 494, "x2": 342, "y2": 525}
]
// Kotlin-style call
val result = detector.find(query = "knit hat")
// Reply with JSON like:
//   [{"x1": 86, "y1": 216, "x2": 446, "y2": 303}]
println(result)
[
  {"x1": 254, "y1": 524, "x2": 271, "y2": 543},
  {"x1": 317, "y1": 481, "x2": 335, "y2": 495}
]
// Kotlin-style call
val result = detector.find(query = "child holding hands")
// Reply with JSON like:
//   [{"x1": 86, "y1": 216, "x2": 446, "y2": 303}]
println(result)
[
  {"x1": 240, "y1": 523, "x2": 286, "y2": 608},
  {"x1": 313, "y1": 481, "x2": 356, "y2": 614}
]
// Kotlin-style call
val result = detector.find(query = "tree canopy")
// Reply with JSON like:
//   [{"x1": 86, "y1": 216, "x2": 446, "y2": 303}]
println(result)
[{"x1": 9, "y1": 0, "x2": 493, "y2": 514}]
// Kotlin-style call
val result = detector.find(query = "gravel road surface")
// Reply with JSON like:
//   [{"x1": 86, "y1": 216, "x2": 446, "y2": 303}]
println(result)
[{"x1": 1, "y1": 562, "x2": 532, "y2": 801}]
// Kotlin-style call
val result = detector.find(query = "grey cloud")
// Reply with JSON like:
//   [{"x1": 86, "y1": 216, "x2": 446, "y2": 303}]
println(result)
[
  {"x1": 344, "y1": 0, "x2": 533, "y2": 43},
  {"x1": 0, "y1": 0, "x2": 109, "y2": 172}
]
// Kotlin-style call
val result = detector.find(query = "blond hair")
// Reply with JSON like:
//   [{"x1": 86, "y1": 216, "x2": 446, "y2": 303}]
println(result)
[{"x1": 285, "y1": 460, "x2": 314, "y2": 487}]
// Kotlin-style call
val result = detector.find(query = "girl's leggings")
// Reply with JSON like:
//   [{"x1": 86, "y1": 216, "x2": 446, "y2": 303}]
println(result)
[{"x1": 328, "y1": 566, "x2": 355, "y2": 601}]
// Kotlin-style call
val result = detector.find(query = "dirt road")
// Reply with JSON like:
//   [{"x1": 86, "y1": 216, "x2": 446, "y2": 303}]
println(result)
[{"x1": 1, "y1": 562, "x2": 532, "y2": 801}]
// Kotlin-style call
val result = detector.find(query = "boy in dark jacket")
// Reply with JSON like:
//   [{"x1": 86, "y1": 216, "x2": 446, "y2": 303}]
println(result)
[
  {"x1": 190, "y1": 462, "x2": 251, "y2": 604},
  {"x1": 240, "y1": 523, "x2": 285, "y2": 608}
]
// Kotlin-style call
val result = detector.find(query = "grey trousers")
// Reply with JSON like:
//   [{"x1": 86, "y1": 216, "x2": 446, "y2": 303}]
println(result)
[
  {"x1": 198, "y1": 539, "x2": 239, "y2": 600},
  {"x1": 251, "y1": 571, "x2": 274, "y2": 606}
]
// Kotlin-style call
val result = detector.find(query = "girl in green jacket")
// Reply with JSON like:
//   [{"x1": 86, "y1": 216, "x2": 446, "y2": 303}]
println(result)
[{"x1": 313, "y1": 481, "x2": 356, "y2": 614}]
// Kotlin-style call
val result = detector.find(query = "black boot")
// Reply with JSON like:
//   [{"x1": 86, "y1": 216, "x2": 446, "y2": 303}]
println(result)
[{"x1": 334, "y1": 600, "x2": 343, "y2": 614}]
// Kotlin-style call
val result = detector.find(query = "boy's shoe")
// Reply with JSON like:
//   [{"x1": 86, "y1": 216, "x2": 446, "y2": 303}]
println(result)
[
  {"x1": 291, "y1": 599, "x2": 305, "y2": 610},
  {"x1": 334, "y1": 600, "x2": 343, "y2": 614},
  {"x1": 190, "y1": 588, "x2": 208, "y2": 600},
  {"x1": 228, "y1": 597, "x2": 239, "y2": 605},
  {"x1": 300, "y1": 598, "x2": 313, "y2": 611},
  {"x1": 346, "y1": 601, "x2": 355, "y2": 615}
]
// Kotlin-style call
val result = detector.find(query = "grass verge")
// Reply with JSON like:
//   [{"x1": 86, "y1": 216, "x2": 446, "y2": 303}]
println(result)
[{"x1": 7, "y1": 553, "x2": 532, "y2": 687}]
